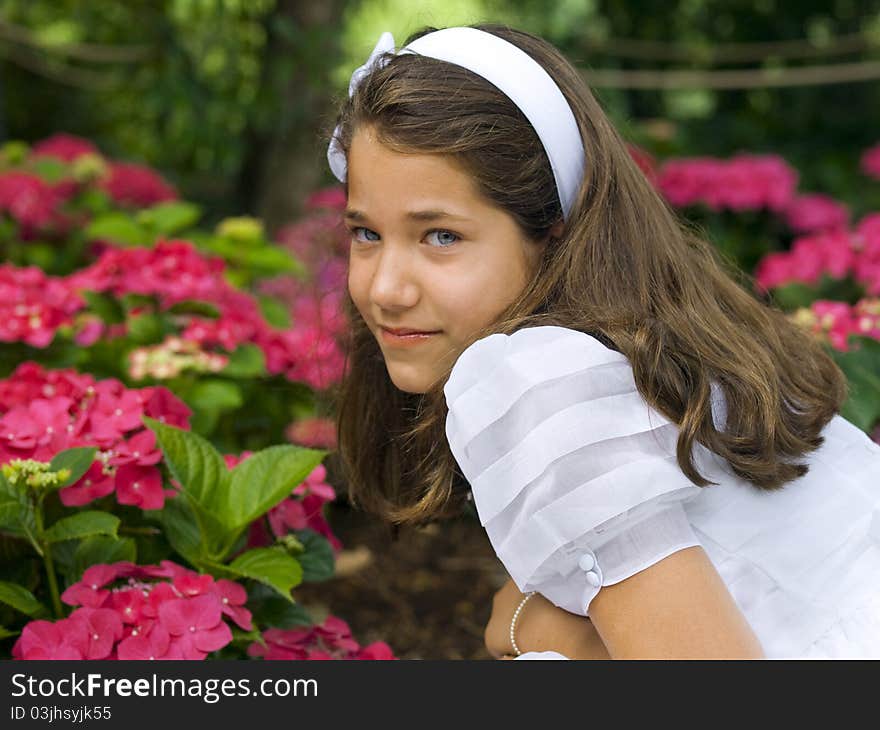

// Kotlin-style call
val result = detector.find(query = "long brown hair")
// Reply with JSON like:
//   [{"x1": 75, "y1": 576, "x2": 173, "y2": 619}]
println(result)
[{"x1": 327, "y1": 23, "x2": 848, "y2": 528}]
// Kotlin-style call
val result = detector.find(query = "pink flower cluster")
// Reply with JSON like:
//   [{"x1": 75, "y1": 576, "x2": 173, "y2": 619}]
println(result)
[
  {"x1": 302, "y1": 186, "x2": 347, "y2": 213},
  {"x1": 29, "y1": 132, "x2": 178, "y2": 208},
  {"x1": 754, "y1": 213, "x2": 880, "y2": 296},
  {"x1": 12, "y1": 561, "x2": 249, "y2": 660},
  {"x1": 861, "y1": 142, "x2": 880, "y2": 181},
  {"x1": 0, "y1": 362, "x2": 191, "y2": 510},
  {"x1": 789, "y1": 298, "x2": 880, "y2": 352},
  {"x1": 286, "y1": 416, "x2": 337, "y2": 450},
  {"x1": 30, "y1": 133, "x2": 99, "y2": 162},
  {"x1": 656, "y1": 154, "x2": 798, "y2": 213},
  {"x1": 0, "y1": 172, "x2": 71, "y2": 238},
  {"x1": 248, "y1": 615, "x2": 395, "y2": 660},
  {"x1": 0, "y1": 264, "x2": 84, "y2": 347},
  {"x1": 68, "y1": 239, "x2": 346, "y2": 390},
  {"x1": 99, "y1": 162, "x2": 177, "y2": 208},
  {"x1": 69, "y1": 239, "x2": 227, "y2": 307},
  {"x1": 257, "y1": 191, "x2": 351, "y2": 389},
  {"x1": 226, "y1": 455, "x2": 342, "y2": 554},
  {"x1": 627, "y1": 143, "x2": 658, "y2": 185},
  {"x1": 783, "y1": 194, "x2": 850, "y2": 235}
]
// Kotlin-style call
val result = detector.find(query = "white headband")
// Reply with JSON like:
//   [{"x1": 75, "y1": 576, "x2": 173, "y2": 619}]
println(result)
[{"x1": 327, "y1": 27, "x2": 586, "y2": 220}]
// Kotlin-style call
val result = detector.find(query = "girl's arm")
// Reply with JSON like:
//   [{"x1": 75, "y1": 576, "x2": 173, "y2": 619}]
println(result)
[
  {"x1": 587, "y1": 545, "x2": 765, "y2": 659},
  {"x1": 487, "y1": 545, "x2": 765, "y2": 659},
  {"x1": 486, "y1": 576, "x2": 610, "y2": 660}
]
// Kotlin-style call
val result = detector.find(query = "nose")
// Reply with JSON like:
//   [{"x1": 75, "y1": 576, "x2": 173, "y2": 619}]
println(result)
[{"x1": 368, "y1": 241, "x2": 420, "y2": 311}]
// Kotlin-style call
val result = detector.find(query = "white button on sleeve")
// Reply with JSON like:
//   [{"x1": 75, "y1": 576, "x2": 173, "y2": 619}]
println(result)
[{"x1": 577, "y1": 553, "x2": 595, "y2": 572}]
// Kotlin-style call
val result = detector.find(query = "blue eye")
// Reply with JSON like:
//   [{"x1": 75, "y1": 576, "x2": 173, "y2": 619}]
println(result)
[
  {"x1": 351, "y1": 227, "x2": 380, "y2": 243},
  {"x1": 426, "y1": 230, "x2": 460, "y2": 247}
]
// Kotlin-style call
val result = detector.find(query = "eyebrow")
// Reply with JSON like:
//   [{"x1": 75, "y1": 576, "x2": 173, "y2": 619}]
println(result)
[{"x1": 343, "y1": 209, "x2": 474, "y2": 223}]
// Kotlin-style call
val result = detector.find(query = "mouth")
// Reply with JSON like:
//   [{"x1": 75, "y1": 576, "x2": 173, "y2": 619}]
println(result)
[
  {"x1": 380, "y1": 326, "x2": 442, "y2": 345},
  {"x1": 380, "y1": 326, "x2": 441, "y2": 336}
]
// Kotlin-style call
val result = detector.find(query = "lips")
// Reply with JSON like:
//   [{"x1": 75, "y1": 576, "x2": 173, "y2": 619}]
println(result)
[{"x1": 381, "y1": 326, "x2": 440, "y2": 335}]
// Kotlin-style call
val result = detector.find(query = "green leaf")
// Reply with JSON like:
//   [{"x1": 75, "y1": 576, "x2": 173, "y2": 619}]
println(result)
[
  {"x1": 249, "y1": 583, "x2": 313, "y2": 629},
  {"x1": 126, "y1": 312, "x2": 163, "y2": 344},
  {"x1": 221, "y1": 344, "x2": 266, "y2": 378},
  {"x1": 225, "y1": 445, "x2": 326, "y2": 530},
  {"x1": 225, "y1": 547, "x2": 303, "y2": 602},
  {"x1": 167, "y1": 300, "x2": 221, "y2": 319},
  {"x1": 138, "y1": 202, "x2": 201, "y2": 235},
  {"x1": 0, "y1": 581, "x2": 47, "y2": 617},
  {"x1": 44, "y1": 511, "x2": 120, "y2": 544},
  {"x1": 293, "y1": 529, "x2": 335, "y2": 583},
  {"x1": 81, "y1": 290, "x2": 125, "y2": 325},
  {"x1": 141, "y1": 416, "x2": 230, "y2": 525},
  {"x1": 244, "y1": 246, "x2": 301, "y2": 275},
  {"x1": 71, "y1": 536, "x2": 137, "y2": 581},
  {"x1": 49, "y1": 447, "x2": 97, "y2": 489},
  {"x1": 84, "y1": 212, "x2": 150, "y2": 246},
  {"x1": 769, "y1": 281, "x2": 818, "y2": 311},
  {"x1": 30, "y1": 157, "x2": 67, "y2": 182},
  {"x1": 0, "y1": 473, "x2": 34, "y2": 541},
  {"x1": 257, "y1": 295, "x2": 291, "y2": 329},
  {"x1": 0, "y1": 625, "x2": 18, "y2": 639},
  {"x1": 154, "y1": 496, "x2": 204, "y2": 566},
  {"x1": 831, "y1": 337, "x2": 880, "y2": 431},
  {"x1": 187, "y1": 380, "x2": 243, "y2": 413}
]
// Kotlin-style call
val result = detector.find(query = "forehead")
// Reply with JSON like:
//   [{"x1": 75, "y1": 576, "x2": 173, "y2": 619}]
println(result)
[{"x1": 346, "y1": 126, "x2": 487, "y2": 214}]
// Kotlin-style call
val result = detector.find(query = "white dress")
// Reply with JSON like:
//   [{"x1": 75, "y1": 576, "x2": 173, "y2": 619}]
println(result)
[{"x1": 443, "y1": 325, "x2": 880, "y2": 659}]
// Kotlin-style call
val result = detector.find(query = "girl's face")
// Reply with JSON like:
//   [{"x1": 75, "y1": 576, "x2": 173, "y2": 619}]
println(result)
[{"x1": 346, "y1": 125, "x2": 547, "y2": 394}]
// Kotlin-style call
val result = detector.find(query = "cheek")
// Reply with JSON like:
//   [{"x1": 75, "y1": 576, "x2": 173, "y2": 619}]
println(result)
[
  {"x1": 347, "y1": 261, "x2": 371, "y2": 316},
  {"x1": 443, "y1": 254, "x2": 530, "y2": 325}
]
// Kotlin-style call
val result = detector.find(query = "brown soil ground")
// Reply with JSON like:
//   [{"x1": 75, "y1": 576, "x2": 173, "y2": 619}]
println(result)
[{"x1": 292, "y1": 497, "x2": 507, "y2": 660}]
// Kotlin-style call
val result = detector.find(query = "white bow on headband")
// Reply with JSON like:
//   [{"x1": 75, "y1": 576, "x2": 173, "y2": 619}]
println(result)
[
  {"x1": 326, "y1": 32, "x2": 395, "y2": 181},
  {"x1": 326, "y1": 27, "x2": 585, "y2": 220}
]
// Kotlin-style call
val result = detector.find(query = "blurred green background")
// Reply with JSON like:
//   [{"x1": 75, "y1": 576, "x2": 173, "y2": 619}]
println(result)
[{"x1": 2, "y1": 0, "x2": 879, "y2": 233}]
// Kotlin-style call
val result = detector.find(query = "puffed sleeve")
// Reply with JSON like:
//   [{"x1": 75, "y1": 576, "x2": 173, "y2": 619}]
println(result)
[{"x1": 444, "y1": 325, "x2": 730, "y2": 617}]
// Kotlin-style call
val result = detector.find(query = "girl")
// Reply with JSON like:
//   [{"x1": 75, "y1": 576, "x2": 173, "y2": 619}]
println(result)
[{"x1": 326, "y1": 23, "x2": 880, "y2": 659}]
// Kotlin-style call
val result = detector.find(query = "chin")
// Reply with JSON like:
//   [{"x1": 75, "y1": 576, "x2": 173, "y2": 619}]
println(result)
[{"x1": 387, "y1": 369, "x2": 430, "y2": 395}]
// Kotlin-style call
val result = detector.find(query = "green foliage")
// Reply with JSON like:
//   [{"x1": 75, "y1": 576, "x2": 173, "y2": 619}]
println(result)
[
  {"x1": 0, "y1": 582, "x2": 47, "y2": 618},
  {"x1": 142, "y1": 416, "x2": 326, "y2": 601},
  {"x1": 830, "y1": 337, "x2": 880, "y2": 431},
  {"x1": 222, "y1": 547, "x2": 304, "y2": 603},
  {"x1": 43, "y1": 512, "x2": 120, "y2": 544}
]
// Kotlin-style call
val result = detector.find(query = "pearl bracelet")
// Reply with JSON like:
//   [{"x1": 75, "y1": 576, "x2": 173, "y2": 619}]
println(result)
[{"x1": 509, "y1": 591, "x2": 536, "y2": 657}]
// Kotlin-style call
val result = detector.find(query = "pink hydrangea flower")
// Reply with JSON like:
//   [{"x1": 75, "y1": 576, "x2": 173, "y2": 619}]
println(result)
[
  {"x1": 0, "y1": 172, "x2": 65, "y2": 235},
  {"x1": 303, "y1": 186, "x2": 347, "y2": 212},
  {"x1": 12, "y1": 619, "x2": 85, "y2": 660},
  {"x1": 657, "y1": 154, "x2": 797, "y2": 212},
  {"x1": 0, "y1": 264, "x2": 84, "y2": 348},
  {"x1": 627, "y1": 143, "x2": 657, "y2": 184},
  {"x1": 783, "y1": 194, "x2": 850, "y2": 234},
  {"x1": 248, "y1": 615, "x2": 396, "y2": 661},
  {"x1": 811, "y1": 300, "x2": 857, "y2": 351},
  {"x1": 58, "y1": 461, "x2": 115, "y2": 507},
  {"x1": 30, "y1": 133, "x2": 99, "y2": 162},
  {"x1": 66, "y1": 607, "x2": 124, "y2": 659},
  {"x1": 0, "y1": 364, "x2": 192, "y2": 511},
  {"x1": 158, "y1": 594, "x2": 233, "y2": 660},
  {"x1": 286, "y1": 417, "x2": 337, "y2": 449},
  {"x1": 114, "y1": 463, "x2": 164, "y2": 510},
  {"x1": 19, "y1": 560, "x2": 246, "y2": 661},
  {"x1": 860, "y1": 142, "x2": 880, "y2": 180},
  {"x1": 100, "y1": 161, "x2": 177, "y2": 207},
  {"x1": 754, "y1": 230, "x2": 858, "y2": 292}
]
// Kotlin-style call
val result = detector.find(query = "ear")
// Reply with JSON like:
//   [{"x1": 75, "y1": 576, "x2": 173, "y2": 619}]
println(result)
[{"x1": 547, "y1": 219, "x2": 564, "y2": 242}]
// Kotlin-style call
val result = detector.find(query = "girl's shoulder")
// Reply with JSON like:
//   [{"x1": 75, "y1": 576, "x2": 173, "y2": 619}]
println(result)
[
  {"x1": 444, "y1": 324, "x2": 629, "y2": 411},
  {"x1": 443, "y1": 323, "x2": 713, "y2": 615}
]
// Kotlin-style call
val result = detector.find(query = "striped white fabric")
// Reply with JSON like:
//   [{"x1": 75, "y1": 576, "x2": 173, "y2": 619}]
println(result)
[{"x1": 444, "y1": 325, "x2": 880, "y2": 658}]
